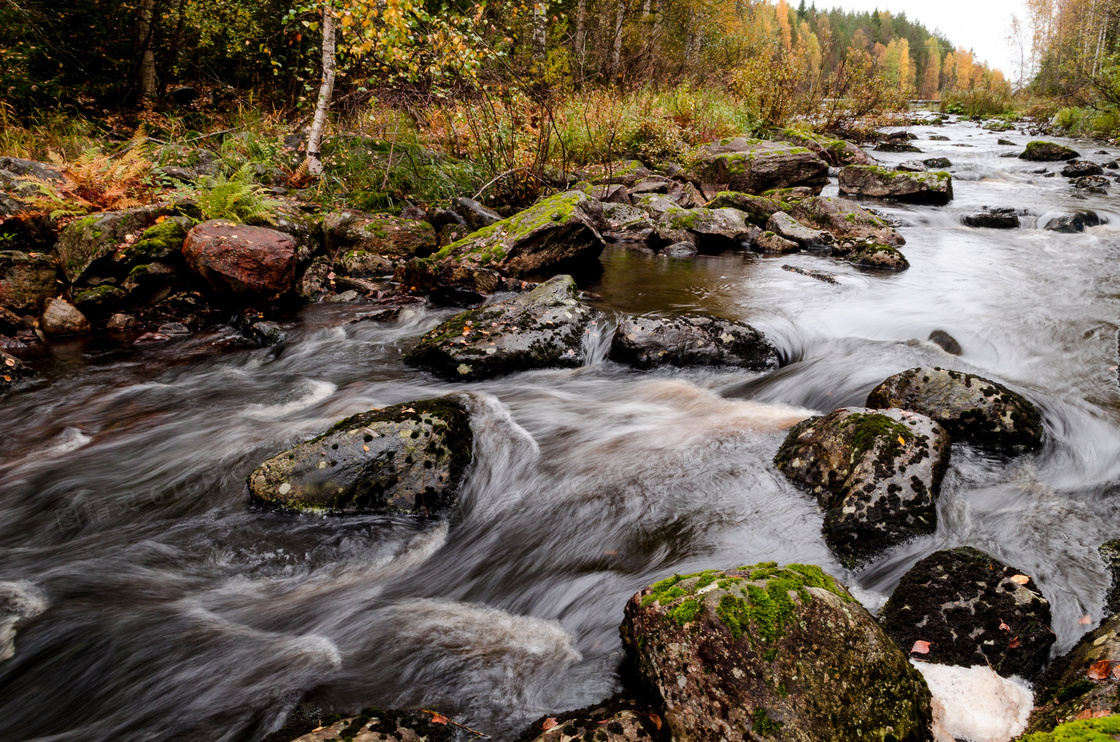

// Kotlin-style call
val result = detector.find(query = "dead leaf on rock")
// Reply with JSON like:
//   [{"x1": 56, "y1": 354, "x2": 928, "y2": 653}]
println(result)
[
  {"x1": 1089, "y1": 659, "x2": 1112, "y2": 680},
  {"x1": 1010, "y1": 575, "x2": 1031, "y2": 585},
  {"x1": 1008, "y1": 636, "x2": 1021, "y2": 649},
  {"x1": 1081, "y1": 615, "x2": 1095, "y2": 625},
  {"x1": 911, "y1": 640, "x2": 932, "y2": 654},
  {"x1": 999, "y1": 620, "x2": 1011, "y2": 632},
  {"x1": 541, "y1": 718, "x2": 558, "y2": 731}
]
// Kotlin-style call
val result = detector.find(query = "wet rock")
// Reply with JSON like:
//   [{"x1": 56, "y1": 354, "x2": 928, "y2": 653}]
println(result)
[
  {"x1": 106, "y1": 313, "x2": 136, "y2": 331},
  {"x1": 451, "y1": 197, "x2": 503, "y2": 231},
  {"x1": 134, "y1": 332, "x2": 170, "y2": 344},
  {"x1": 113, "y1": 217, "x2": 191, "y2": 267},
  {"x1": 248, "y1": 397, "x2": 472, "y2": 516},
  {"x1": 928, "y1": 330, "x2": 962, "y2": 355},
  {"x1": 923, "y1": 157, "x2": 952, "y2": 169},
  {"x1": 689, "y1": 138, "x2": 829, "y2": 197},
  {"x1": 1062, "y1": 160, "x2": 1104, "y2": 178},
  {"x1": 661, "y1": 241, "x2": 698, "y2": 258},
  {"x1": 897, "y1": 160, "x2": 927, "y2": 172},
  {"x1": 158, "y1": 322, "x2": 191, "y2": 336},
  {"x1": 839, "y1": 165, "x2": 953, "y2": 206},
  {"x1": 1020, "y1": 141, "x2": 1080, "y2": 161},
  {"x1": 875, "y1": 141, "x2": 923, "y2": 153},
  {"x1": 753, "y1": 231, "x2": 799, "y2": 254},
  {"x1": 274, "y1": 707, "x2": 456, "y2": 742},
  {"x1": 425, "y1": 207, "x2": 465, "y2": 233},
  {"x1": 598, "y1": 202, "x2": 656, "y2": 243},
  {"x1": 882, "y1": 547, "x2": 1054, "y2": 679},
  {"x1": 296, "y1": 255, "x2": 333, "y2": 301},
  {"x1": 519, "y1": 697, "x2": 667, "y2": 742},
  {"x1": 323, "y1": 210, "x2": 437, "y2": 262},
  {"x1": 40, "y1": 298, "x2": 90, "y2": 336},
  {"x1": 182, "y1": 220, "x2": 298, "y2": 300},
  {"x1": 1026, "y1": 612, "x2": 1120, "y2": 735},
  {"x1": 0, "y1": 251, "x2": 61, "y2": 311},
  {"x1": 56, "y1": 205, "x2": 175, "y2": 284},
  {"x1": 1074, "y1": 175, "x2": 1110, "y2": 192},
  {"x1": 393, "y1": 258, "x2": 510, "y2": 299},
  {"x1": 0, "y1": 350, "x2": 35, "y2": 396},
  {"x1": 789, "y1": 196, "x2": 905, "y2": 246},
  {"x1": 930, "y1": 135, "x2": 951, "y2": 141},
  {"x1": 620, "y1": 564, "x2": 934, "y2": 742},
  {"x1": 73, "y1": 284, "x2": 127, "y2": 313},
  {"x1": 998, "y1": 138, "x2": 1016, "y2": 146},
  {"x1": 0, "y1": 581, "x2": 46, "y2": 663},
  {"x1": 436, "y1": 191, "x2": 605, "y2": 277},
  {"x1": 781, "y1": 129, "x2": 875, "y2": 167},
  {"x1": 654, "y1": 207, "x2": 756, "y2": 251},
  {"x1": 1100, "y1": 540, "x2": 1120, "y2": 618},
  {"x1": 775, "y1": 407, "x2": 950, "y2": 565},
  {"x1": 765, "y1": 211, "x2": 833, "y2": 250},
  {"x1": 962, "y1": 209, "x2": 1021, "y2": 229},
  {"x1": 406, "y1": 275, "x2": 596, "y2": 381},
  {"x1": 1044, "y1": 212, "x2": 1102, "y2": 233},
  {"x1": 609, "y1": 313, "x2": 778, "y2": 371},
  {"x1": 866, "y1": 366, "x2": 1043, "y2": 453},
  {"x1": 705, "y1": 191, "x2": 785, "y2": 226},
  {"x1": 782, "y1": 264, "x2": 840, "y2": 284},
  {"x1": 847, "y1": 243, "x2": 910, "y2": 271}
]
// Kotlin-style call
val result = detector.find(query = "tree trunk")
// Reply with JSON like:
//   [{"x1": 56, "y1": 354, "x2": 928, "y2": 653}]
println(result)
[
  {"x1": 610, "y1": 0, "x2": 625, "y2": 82},
  {"x1": 574, "y1": 0, "x2": 586, "y2": 79},
  {"x1": 532, "y1": 1, "x2": 548, "y2": 64},
  {"x1": 305, "y1": 9, "x2": 337, "y2": 178},
  {"x1": 136, "y1": 0, "x2": 158, "y2": 104}
]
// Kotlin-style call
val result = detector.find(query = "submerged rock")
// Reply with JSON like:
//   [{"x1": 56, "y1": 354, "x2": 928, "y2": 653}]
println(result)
[
  {"x1": 963, "y1": 209, "x2": 1021, "y2": 229},
  {"x1": 182, "y1": 220, "x2": 298, "y2": 300},
  {"x1": 788, "y1": 196, "x2": 905, "y2": 246},
  {"x1": 248, "y1": 397, "x2": 472, "y2": 516},
  {"x1": 1044, "y1": 212, "x2": 1101, "y2": 233},
  {"x1": 406, "y1": 275, "x2": 596, "y2": 381},
  {"x1": 875, "y1": 141, "x2": 923, "y2": 153},
  {"x1": 1061, "y1": 160, "x2": 1104, "y2": 178},
  {"x1": 775, "y1": 407, "x2": 950, "y2": 565},
  {"x1": 435, "y1": 191, "x2": 604, "y2": 277},
  {"x1": 689, "y1": 138, "x2": 829, "y2": 197},
  {"x1": 271, "y1": 707, "x2": 456, "y2": 742},
  {"x1": 928, "y1": 330, "x2": 962, "y2": 355},
  {"x1": 765, "y1": 211, "x2": 833, "y2": 250},
  {"x1": 518, "y1": 697, "x2": 667, "y2": 742},
  {"x1": 866, "y1": 367, "x2": 1043, "y2": 453},
  {"x1": 882, "y1": 547, "x2": 1054, "y2": 679},
  {"x1": 620, "y1": 564, "x2": 933, "y2": 742},
  {"x1": 847, "y1": 243, "x2": 910, "y2": 271},
  {"x1": 839, "y1": 166, "x2": 953, "y2": 206},
  {"x1": 609, "y1": 313, "x2": 778, "y2": 371},
  {"x1": 1019, "y1": 141, "x2": 1080, "y2": 162}
]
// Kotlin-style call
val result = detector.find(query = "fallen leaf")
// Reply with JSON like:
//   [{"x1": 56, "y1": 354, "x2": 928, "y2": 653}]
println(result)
[
  {"x1": 1009, "y1": 574, "x2": 1031, "y2": 585},
  {"x1": 1089, "y1": 659, "x2": 1112, "y2": 680},
  {"x1": 1081, "y1": 615, "x2": 1095, "y2": 625},
  {"x1": 362, "y1": 445, "x2": 370, "y2": 452},
  {"x1": 1076, "y1": 709, "x2": 1094, "y2": 720},
  {"x1": 4, "y1": 358, "x2": 13, "y2": 367},
  {"x1": 1095, "y1": 710, "x2": 1112, "y2": 718},
  {"x1": 999, "y1": 620, "x2": 1011, "y2": 632},
  {"x1": 428, "y1": 713, "x2": 449, "y2": 725},
  {"x1": 1113, "y1": 664, "x2": 1120, "y2": 680},
  {"x1": 1008, "y1": 636, "x2": 1021, "y2": 649},
  {"x1": 897, "y1": 435, "x2": 906, "y2": 446},
  {"x1": 541, "y1": 718, "x2": 558, "y2": 731},
  {"x1": 402, "y1": 407, "x2": 415, "y2": 413},
  {"x1": 647, "y1": 714, "x2": 662, "y2": 730},
  {"x1": 911, "y1": 640, "x2": 932, "y2": 654},
  {"x1": 156, "y1": 215, "x2": 166, "y2": 223}
]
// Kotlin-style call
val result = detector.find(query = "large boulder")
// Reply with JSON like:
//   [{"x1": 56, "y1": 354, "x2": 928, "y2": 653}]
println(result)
[
  {"x1": 1026, "y1": 612, "x2": 1120, "y2": 735},
  {"x1": 689, "y1": 139, "x2": 830, "y2": 198},
  {"x1": 839, "y1": 166, "x2": 953, "y2": 206},
  {"x1": 1019, "y1": 141, "x2": 1080, "y2": 162},
  {"x1": 434, "y1": 191, "x2": 604, "y2": 277},
  {"x1": 518, "y1": 697, "x2": 667, "y2": 742},
  {"x1": 765, "y1": 212, "x2": 833, "y2": 250},
  {"x1": 866, "y1": 367, "x2": 1043, "y2": 454},
  {"x1": 405, "y1": 275, "x2": 597, "y2": 381},
  {"x1": 182, "y1": 220, "x2": 298, "y2": 300},
  {"x1": 847, "y1": 243, "x2": 910, "y2": 272},
  {"x1": 621, "y1": 563, "x2": 934, "y2": 742},
  {"x1": 323, "y1": 210, "x2": 437, "y2": 262},
  {"x1": 788, "y1": 196, "x2": 905, "y2": 246},
  {"x1": 0, "y1": 251, "x2": 61, "y2": 311},
  {"x1": 56, "y1": 206, "x2": 174, "y2": 284},
  {"x1": 705, "y1": 191, "x2": 785, "y2": 226},
  {"x1": 781, "y1": 129, "x2": 875, "y2": 167},
  {"x1": 597, "y1": 202, "x2": 656, "y2": 243},
  {"x1": 775, "y1": 407, "x2": 950, "y2": 565},
  {"x1": 609, "y1": 314, "x2": 779, "y2": 371},
  {"x1": 882, "y1": 547, "x2": 1055, "y2": 679},
  {"x1": 654, "y1": 207, "x2": 757, "y2": 251},
  {"x1": 1, "y1": 350, "x2": 35, "y2": 397},
  {"x1": 248, "y1": 397, "x2": 472, "y2": 516}
]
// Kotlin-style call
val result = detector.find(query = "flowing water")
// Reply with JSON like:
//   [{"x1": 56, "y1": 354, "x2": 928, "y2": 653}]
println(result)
[{"x1": 3, "y1": 120, "x2": 1120, "y2": 741}]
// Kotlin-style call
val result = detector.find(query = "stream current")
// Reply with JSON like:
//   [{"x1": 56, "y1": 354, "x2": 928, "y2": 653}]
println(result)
[{"x1": 2, "y1": 120, "x2": 1120, "y2": 740}]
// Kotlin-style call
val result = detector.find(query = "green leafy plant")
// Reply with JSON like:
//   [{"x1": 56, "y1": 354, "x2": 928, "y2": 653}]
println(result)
[{"x1": 178, "y1": 164, "x2": 281, "y2": 224}]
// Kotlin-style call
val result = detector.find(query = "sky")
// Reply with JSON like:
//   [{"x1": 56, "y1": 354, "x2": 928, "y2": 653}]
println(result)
[{"x1": 818, "y1": 1, "x2": 1031, "y2": 80}]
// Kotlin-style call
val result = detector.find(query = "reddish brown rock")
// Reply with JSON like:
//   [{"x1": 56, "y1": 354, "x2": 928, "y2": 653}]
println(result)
[{"x1": 182, "y1": 220, "x2": 297, "y2": 299}]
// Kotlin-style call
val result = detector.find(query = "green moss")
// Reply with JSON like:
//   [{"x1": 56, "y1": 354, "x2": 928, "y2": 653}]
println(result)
[
  {"x1": 668, "y1": 598, "x2": 703, "y2": 626},
  {"x1": 841, "y1": 412, "x2": 912, "y2": 460},
  {"x1": 1019, "y1": 716, "x2": 1120, "y2": 741},
  {"x1": 433, "y1": 190, "x2": 584, "y2": 263},
  {"x1": 751, "y1": 708, "x2": 783, "y2": 735}
]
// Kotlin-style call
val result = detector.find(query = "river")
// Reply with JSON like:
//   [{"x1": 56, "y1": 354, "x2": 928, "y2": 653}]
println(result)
[{"x1": 1, "y1": 119, "x2": 1119, "y2": 741}]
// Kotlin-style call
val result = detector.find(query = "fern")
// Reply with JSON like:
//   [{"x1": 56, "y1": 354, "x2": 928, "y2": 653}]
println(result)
[
  {"x1": 179, "y1": 164, "x2": 281, "y2": 225},
  {"x1": 19, "y1": 140, "x2": 155, "y2": 217}
]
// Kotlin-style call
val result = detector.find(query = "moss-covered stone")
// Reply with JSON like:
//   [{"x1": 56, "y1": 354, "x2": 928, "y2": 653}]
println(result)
[
  {"x1": 56, "y1": 205, "x2": 176, "y2": 284},
  {"x1": 847, "y1": 242, "x2": 910, "y2": 272},
  {"x1": 621, "y1": 564, "x2": 933, "y2": 742},
  {"x1": 248, "y1": 396, "x2": 473, "y2": 516},
  {"x1": 1020, "y1": 141, "x2": 1080, "y2": 162},
  {"x1": 705, "y1": 191, "x2": 786, "y2": 226},
  {"x1": 653, "y1": 206, "x2": 757, "y2": 250},
  {"x1": 1026, "y1": 613, "x2": 1120, "y2": 735},
  {"x1": 609, "y1": 313, "x2": 779, "y2": 371},
  {"x1": 690, "y1": 139, "x2": 830, "y2": 198},
  {"x1": 115, "y1": 217, "x2": 191, "y2": 266},
  {"x1": 838, "y1": 166, "x2": 953, "y2": 205},
  {"x1": 788, "y1": 196, "x2": 904, "y2": 246},
  {"x1": 1019, "y1": 716, "x2": 1120, "y2": 742},
  {"x1": 323, "y1": 209, "x2": 436, "y2": 263},
  {"x1": 781, "y1": 128, "x2": 875, "y2": 167}
]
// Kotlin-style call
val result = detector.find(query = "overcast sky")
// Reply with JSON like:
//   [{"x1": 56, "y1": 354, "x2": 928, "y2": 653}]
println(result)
[{"x1": 817, "y1": 1, "x2": 1030, "y2": 79}]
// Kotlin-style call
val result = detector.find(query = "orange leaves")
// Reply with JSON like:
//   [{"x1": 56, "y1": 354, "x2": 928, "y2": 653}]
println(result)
[
  {"x1": 541, "y1": 718, "x2": 558, "y2": 731},
  {"x1": 1088, "y1": 660, "x2": 1113, "y2": 680},
  {"x1": 911, "y1": 640, "x2": 932, "y2": 654},
  {"x1": 1009, "y1": 574, "x2": 1031, "y2": 585}
]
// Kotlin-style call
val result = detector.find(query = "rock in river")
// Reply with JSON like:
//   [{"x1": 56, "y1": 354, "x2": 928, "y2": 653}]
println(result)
[
  {"x1": 0, "y1": 350, "x2": 35, "y2": 397},
  {"x1": 519, "y1": 697, "x2": 667, "y2": 742},
  {"x1": 866, "y1": 367, "x2": 1043, "y2": 453},
  {"x1": 839, "y1": 165, "x2": 953, "y2": 206},
  {"x1": 405, "y1": 275, "x2": 597, "y2": 381},
  {"x1": 775, "y1": 407, "x2": 950, "y2": 565},
  {"x1": 40, "y1": 298, "x2": 90, "y2": 336},
  {"x1": 609, "y1": 313, "x2": 778, "y2": 371},
  {"x1": 272, "y1": 707, "x2": 456, "y2": 742},
  {"x1": 620, "y1": 563, "x2": 933, "y2": 742},
  {"x1": 881, "y1": 547, "x2": 1055, "y2": 679},
  {"x1": 788, "y1": 195, "x2": 905, "y2": 246},
  {"x1": 1044, "y1": 212, "x2": 1101, "y2": 233},
  {"x1": 1019, "y1": 141, "x2": 1080, "y2": 162},
  {"x1": 847, "y1": 242, "x2": 910, "y2": 272},
  {"x1": 654, "y1": 206, "x2": 757, "y2": 251},
  {"x1": 182, "y1": 220, "x2": 298, "y2": 300},
  {"x1": 962, "y1": 209, "x2": 1020, "y2": 229},
  {"x1": 688, "y1": 138, "x2": 830, "y2": 198},
  {"x1": 765, "y1": 211, "x2": 833, "y2": 250},
  {"x1": 248, "y1": 397, "x2": 473, "y2": 516}
]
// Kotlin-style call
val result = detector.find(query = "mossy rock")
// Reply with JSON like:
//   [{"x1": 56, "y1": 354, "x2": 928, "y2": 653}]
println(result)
[
  {"x1": 775, "y1": 407, "x2": 950, "y2": 566},
  {"x1": 56, "y1": 205, "x2": 177, "y2": 284},
  {"x1": 781, "y1": 129, "x2": 875, "y2": 167},
  {"x1": 621, "y1": 563, "x2": 933, "y2": 742},
  {"x1": 0, "y1": 250, "x2": 61, "y2": 311},
  {"x1": 654, "y1": 206, "x2": 757, "y2": 251},
  {"x1": 609, "y1": 313, "x2": 779, "y2": 371},
  {"x1": 705, "y1": 191, "x2": 786, "y2": 226},
  {"x1": 866, "y1": 367, "x2": 1043, "y2": 454},
  {"x1": 1020, "y1": 141, "x2": 1080, "y2": 162},
  {"x1": 1026, "y1": 614, "x2": 1120, "y2": 735},
  {"x1": 1019, "y1": 716, "x2": 1120, "y2": 742},
  {"x1": 113, "y1": 217, "x2": 192, "y2": 268},
  {"x1": 838, "y1": 166, "x2": 953, "y2": 206},
  {"x1": 247, "y1": 397, "x2": 473, "y2": 516},
  {"x1": 691, "y1": 140, "x2": 829, "y2": 198},
  {"x1": 788, "y1": 196, "x2": 904, "y2": 246},
  {"x1": 323, "y1": 209, "x2": 435, "y2": 262},
  {"x1": 517, "y1": 696, "x2": 668, "y2": 742},
  {"x1": 882, "y1": 547, "x2": 1055, "y2": 679},
  {"x1": 847, "y1": 242, "x2": 910, "y2": 272},
  {"x1": 405, "y1": 275, "x2": 598, "y2": 381}
]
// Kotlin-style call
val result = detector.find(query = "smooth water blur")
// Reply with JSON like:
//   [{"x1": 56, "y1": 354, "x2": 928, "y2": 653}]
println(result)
[{"x1": 3, "y1": 120, "x2": 1120, "y2": 741}]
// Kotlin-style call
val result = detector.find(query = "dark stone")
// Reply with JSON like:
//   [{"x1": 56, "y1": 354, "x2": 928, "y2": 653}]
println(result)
[
  {"x1": 269, "y1": 707, "x2": 456, "y2": 742},
  {"x1": 1074, "y1": 175, "x2": 1110, "y2": 191},
  {"x1": 922, "y1": 157, "x2": 952, "y2": 169},
  {"x1": 660, "y1": 241, "x2": 698, "y2": 258},
  {"x1": 867, "y1": 366, "x2": 1043, "y2": 453},
  {"x1": 621, "y1": 564, "x2": 934, "y2": 742},
  {"x1": 0, "y1": 350, "x2": 35, "y2": 397},
  {"x1": 405, "y1": 275, "x2": 597, "y2": 381},
  {"x1": 0, "y1": 251, "x2": 61, "y2": 311},
  {"x1": 882, "y1": 547, "x2": 1055, "y2": 679},
  {"x1": 248, "y1": 397, "x2": 473, "y2": 516},
  {"x1": 775, "y1": 407, "x2": 950, "y2": 565},
  {"x1": 1045, "y1": 212, "x2": 1102, "y2": 233},
  {"x1": 654, "y1": 207, "x2": 757, "y2": 252},
  {"x1": 875, "y1": 142, "x2": 923, "y2": 153},
  {"x1": 609, "y1": 313, "x2": 778, "y2": 371},
  {"x1": 847, "y1": 243, "x2": 910, "y2": 272},
  {"x1": 930, "y1": 135, "x2": 950, "y2": 141},
  {"x1": 963, "y1": 209, "x2": 1021, "y2": 229},
  {"x1": 1020, "y1": 141, "x2": 1080, "y2": 161},
  {"x1": 167, "y1": 86, "x2": 199, "y2": 106},
  {"x1": 1026, "y1": 613, "x2": 1120, "y2": 735},
  {"x1": 323, "y1": 210, "x2": 437, "y2": 261},
  {"x1": 1062, "y1": 160, "x2": 1104, "y2": 178},
  {"x1": 518, "y1": 696, "x2": 667, "y2": 742},
  {"x1": 1101, "y1": 539, "x2": 1120, "y2": 617},
  {"x1": 928, "y1": 330, "x2": 962, "y2": 355},
  {"x1": 451, "y1": 197, "x2": 502, "y2": 230},
  {"x1": 896, "y1": 160, "x2": 927, "y2": 172},
  {"x1": 998, "y1": 139, "x2": 1016, "y2": 146}
]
